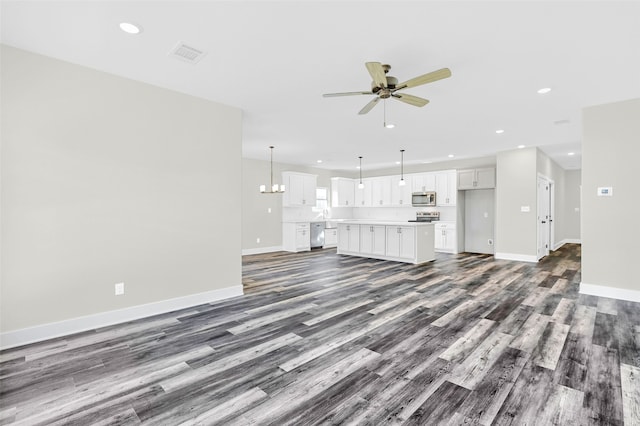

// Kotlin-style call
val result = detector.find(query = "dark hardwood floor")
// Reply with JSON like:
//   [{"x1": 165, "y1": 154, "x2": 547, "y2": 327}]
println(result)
[{"x1": 1, "y1": 244, "x2": 639, "y2": 425}]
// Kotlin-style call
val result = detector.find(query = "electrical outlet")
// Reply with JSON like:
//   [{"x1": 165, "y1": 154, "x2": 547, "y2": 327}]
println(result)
[
  {"x1": 488, "y1": 239, "x2": 494, "y2": 246},
  {"x1": 115, "y1": 282, "x2": 125, "y2": 296},
  {"x1": 256, "y1": 237, "x2": 261, "y2": 243}
]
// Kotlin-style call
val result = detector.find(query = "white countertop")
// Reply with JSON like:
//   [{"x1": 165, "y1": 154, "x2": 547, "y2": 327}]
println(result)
[{"x1": 338, "y1": 220, "x2": 435, "y2": 227}]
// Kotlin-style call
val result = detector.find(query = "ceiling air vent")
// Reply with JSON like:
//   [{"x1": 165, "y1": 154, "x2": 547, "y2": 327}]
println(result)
[{"x1": 168, "y1": 42, "x2": 206, "y2": 64}]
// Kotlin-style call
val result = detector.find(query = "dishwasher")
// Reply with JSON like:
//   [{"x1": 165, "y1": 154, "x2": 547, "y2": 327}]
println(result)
[{"x1": 310, "y1": 222, "x2": 325, "y2": 248}]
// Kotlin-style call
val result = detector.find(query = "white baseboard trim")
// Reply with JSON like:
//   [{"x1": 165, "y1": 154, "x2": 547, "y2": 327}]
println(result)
[
  {"x1": 553, "y1": 239, "x2": 582, "y2": 250},
  {"x1": 580, "y1": 282, "x2": 640, "y2": 303},
  {"x1": 242, "y1": 246, "x2": 282, "y2": 255},
  {"x1": 0, "y1": 285, "x2": 244, "y2": 350},
  {"x1": 494, "y1": 252, "x2": 538, "y2": 263}
]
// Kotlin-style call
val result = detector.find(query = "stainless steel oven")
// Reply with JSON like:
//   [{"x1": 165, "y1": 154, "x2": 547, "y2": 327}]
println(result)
[{"x1": 412, "y1": 192, "x2": 437, "y2": 207}]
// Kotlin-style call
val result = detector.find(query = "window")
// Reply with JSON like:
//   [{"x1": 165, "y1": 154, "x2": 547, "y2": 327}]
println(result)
[{"x1": 315, "y1": 187, "x2": 328, "y2": 210}]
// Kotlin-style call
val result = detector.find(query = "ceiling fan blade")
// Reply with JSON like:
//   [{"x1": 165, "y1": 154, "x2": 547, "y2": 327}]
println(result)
[
  {"x1": 358, "y1": 97, "x2": 380, "y2": 115},
  {"x1": 323, "y1": 91, "x2": 374, "y2": 97},
  {"x1": 395, "y1": 68, "x2": 452, "y2": 90},
  {"x1": 392, "y1": 93, "x2": 430, "y2": 107},
  {"x1": 365, "y1": 62, "x2": 387, "y2": 88}
]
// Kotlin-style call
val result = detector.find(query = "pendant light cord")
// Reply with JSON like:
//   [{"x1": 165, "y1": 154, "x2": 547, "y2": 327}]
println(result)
[{"x1": 270, "y1": 146, "x2": 274, "y2": 189}]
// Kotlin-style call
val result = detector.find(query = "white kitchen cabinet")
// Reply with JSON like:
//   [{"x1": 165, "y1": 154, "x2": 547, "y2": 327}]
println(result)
[
  {"x1": 390, "y1": 176, "x2": 412, "y2": 206},
  {"x1": 411, "y1": 173, "x2": 437, "y2": 193},
  {"x1": 282, "y1": 172, "x2": 317, "y2": 207},
  {"x1": 355, "y1": 178, "x2": 372, "y2": 207},
  {"x1": 370, "y1": 176, "x2": 392, "y2": 207},
  {"x1": 338, "y1": 221, "x2": 434, "y2": 264},
  {"x1": 282, "y1": 222, "x2": 311, "y2": 252},
  {"x1": 385, "y1": 226, "x2": 416, "y2": 260},
  {"x1": 436, "y1": 170, "x2": 457, "y2": 206},
  {"x1": 458, "y1": 167, "x2": 495, "y2": 190},
  {"x1": 360, "y1": 225, "x2": 386, "y2": 256},
  {"x1": 324, "y1": 227, "x2": 338, "y2": 248},
  {"x1": 331, "y1": 177, "x2": 355, "y2": 207},
  {"x1": 337, "y1": 223, "x2": 360, "y2": 253},
  {"x1": 434, "y1": 222, "x2": 457, "y2": 253}
]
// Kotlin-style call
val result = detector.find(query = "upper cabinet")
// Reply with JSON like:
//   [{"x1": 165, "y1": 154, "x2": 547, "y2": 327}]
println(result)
[
  {"x1": 331, "y1": 177, "x2": 355, "y2": 207},
  {"x1": 370, "y1": 176, "x2": 392, "y2": 207},
  {"x1": 458, "y1": 167, "x2": 495, "y2": 190},
  {"x1": 282, "y1": 172, "x2": 317, "y2": 207},
  {"x1": 436, "y1": 170, "x2": 457, "y2": 206},
  {"x1": 411, "y1": 172, "x2": 437, "y2": 193},
  {"x1": 390, "y1": 176, "x2": 412, "y2": 206},
  {"x1": 355, "y1": 178, "x2": 372, "y2": 207}
]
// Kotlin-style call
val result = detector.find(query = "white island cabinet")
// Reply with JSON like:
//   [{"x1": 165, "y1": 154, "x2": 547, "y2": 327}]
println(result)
[{"x1": 337, "y1": 221, "x2": 435, "y2": 264}]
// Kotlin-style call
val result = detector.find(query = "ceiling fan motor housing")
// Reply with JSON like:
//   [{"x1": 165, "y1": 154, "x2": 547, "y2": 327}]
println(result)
[{"x1": 371, "y1": 75, "x2": 398, "y2": 92}]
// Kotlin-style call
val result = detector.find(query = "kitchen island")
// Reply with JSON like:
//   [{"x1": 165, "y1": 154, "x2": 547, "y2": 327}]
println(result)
[{"x1": 337, "y1": 221, "x2": 435, "y2": 264}]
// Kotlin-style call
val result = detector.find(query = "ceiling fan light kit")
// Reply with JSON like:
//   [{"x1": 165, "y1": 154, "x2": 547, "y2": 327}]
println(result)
[
  {"x1": 260, "y1": 146, "x2": 285, "y2": 194},
  {"x1": 323, "y1": 62, "x2": 451, "y2": 116}
]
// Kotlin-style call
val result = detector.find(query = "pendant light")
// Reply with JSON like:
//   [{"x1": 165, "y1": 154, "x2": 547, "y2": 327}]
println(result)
[
  {"x1": 383, "y1": 100, "x2": 395, "y2": 129},
  {"x1": 399, "y1": 149, "x2": 406, "y2": 186},
  {"x1": 259, "y1": 146, "x2": 285, "y2": 193},
  {"x1": 358, "y1": 156, "x2": 364, "y2": 189}
]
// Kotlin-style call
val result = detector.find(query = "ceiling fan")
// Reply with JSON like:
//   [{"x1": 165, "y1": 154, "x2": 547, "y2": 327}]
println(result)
[{"x1": 323, "y1": 62, "x2": 451, "y2": 114}]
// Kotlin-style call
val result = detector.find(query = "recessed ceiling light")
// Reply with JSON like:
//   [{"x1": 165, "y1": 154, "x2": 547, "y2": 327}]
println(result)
[
  {"x1": 385, "y1": 123, "x2": 395, "y2": 129},
  {"x1": 356, "y1": 166, "x2": 361, "y2": 169},
  {"x1": 518, "y1": 145, "x2": 526, "y2": 149},
  {"x1": 395, "y1": 161, "x2": 401, "y2": 165},
  {"x1": 448, "y1": 154, "x2": 454, "y2": 158},
  {"x1": 568, "y1": 152, "x2": 575, "y2": 156},
  {"x1": 316, "y1": 160, "x2": 322, "y2": 164},
  {"x1": 119, "y1": 22, "x2": 142, "y2": 34},
  {"x1": 537, "y1": 87, "x2": 552, "y2": 94},
  {"x1": 495, "y1": 129, "x2": 504, "y2": 134}
]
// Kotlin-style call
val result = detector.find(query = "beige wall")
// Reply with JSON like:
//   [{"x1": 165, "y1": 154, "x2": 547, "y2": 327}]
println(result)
[
  {"x1": 563, "y1": 170, "x2": 581, "y2": 241},
  {"x1": 1, "y1": 46, "x2": 242, "y2": 332},
  {"x1": 495, "y1": 147, "x2": 538, "y2": 258},
  {"x1": 582, "y1": 98, "x2": 639, "y2": 293}
]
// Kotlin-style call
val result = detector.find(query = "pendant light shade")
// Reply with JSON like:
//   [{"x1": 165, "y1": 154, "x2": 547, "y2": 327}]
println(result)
[
  {"x1": 399, "y1": 149, "x2": 406, "y2": 186},
  {"x1": 358, "y1": 156, "x2": 364, "y2": 189},
  {"x1": 260, "y1": 146, "x2": 285, "y2": 193}
]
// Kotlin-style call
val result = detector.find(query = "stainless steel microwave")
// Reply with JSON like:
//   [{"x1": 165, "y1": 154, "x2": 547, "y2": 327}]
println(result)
[{"x1": 412, "y1": 192, "x2": 436, "y2": 207}]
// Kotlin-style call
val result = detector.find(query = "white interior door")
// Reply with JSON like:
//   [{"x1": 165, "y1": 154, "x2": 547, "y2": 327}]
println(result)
[{"x1": 537, "y1": 176, "x2": 550, "y2": 259}]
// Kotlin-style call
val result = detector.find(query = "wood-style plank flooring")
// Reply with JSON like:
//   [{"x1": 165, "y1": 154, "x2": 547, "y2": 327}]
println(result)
[{"x1": 1, "y1": 244, "x2": 639, "y2": 425}]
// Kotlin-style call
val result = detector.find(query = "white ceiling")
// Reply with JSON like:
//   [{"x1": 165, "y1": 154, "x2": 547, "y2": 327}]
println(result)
[{"x1": 3, "y1": 1, "x2": 639, "y2": 172}]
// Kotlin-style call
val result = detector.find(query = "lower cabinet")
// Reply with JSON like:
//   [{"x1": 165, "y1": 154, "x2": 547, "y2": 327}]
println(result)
[
  {"x1": 283, "y1": 222, "x2": 310, "y2": 252},
  {"x1": 434, "y1": 222, "x2": 456, "y2": 253},
  {"x1": 337, "y1": 224, "x2": 360, "y2": 253},
  {"x1": 337, "y1": 222, "x2": 434, "y2": 264},
  {"x1": 386, "y1": 226, "x2": 416, "y2": 260},
  {"x1": 360, "y1": 225, "x2": 386, "y2": 256},
  {"x1": 324, "y1": 227, "x2": 338, "y2": 248}
]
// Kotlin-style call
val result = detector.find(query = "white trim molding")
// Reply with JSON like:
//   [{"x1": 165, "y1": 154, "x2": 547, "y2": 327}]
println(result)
[
  {"x1": 494, "y1": 252, "x2": 538, "y2": 263},
  {"x1": 242, "y1": 246, "x2": 282, "y2": 256},
  {"x1": 0, "y1": 285, "x2": 244, "y2": 350},
  {"x1": 580, "y1": 282, "x2": 640, "y2": 303},
  {"x1": 553, "y1": 239, "x2": 582, "y2": 250}
]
